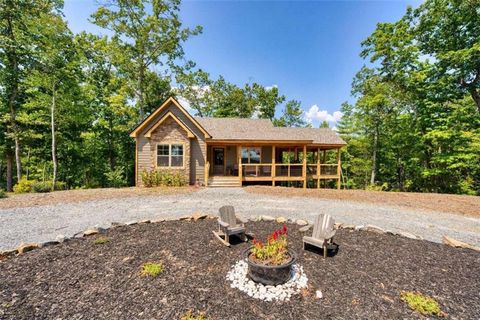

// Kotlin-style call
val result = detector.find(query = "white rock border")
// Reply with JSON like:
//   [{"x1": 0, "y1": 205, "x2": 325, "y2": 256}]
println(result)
[{"x1": 226, "y1": 259, "x2": 308, "y2": 302}]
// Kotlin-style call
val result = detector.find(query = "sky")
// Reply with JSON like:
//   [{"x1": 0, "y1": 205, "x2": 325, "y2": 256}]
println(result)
[{"x1": 63, "y1": 0, "x2": 423, "y2": 127}]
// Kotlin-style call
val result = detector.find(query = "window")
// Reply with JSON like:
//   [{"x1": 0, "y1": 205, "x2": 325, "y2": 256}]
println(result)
[
  {"x1": 157, "y1": 144, "x2": 184, "y2": 167},
  {"x1": 241, "y1": 147, "x2": 261, "y2": 163}
]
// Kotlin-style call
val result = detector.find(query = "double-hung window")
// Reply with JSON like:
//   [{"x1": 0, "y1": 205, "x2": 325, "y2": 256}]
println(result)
[{"x1": 157, "y1": 144, "x2": 184, "y2": 167}]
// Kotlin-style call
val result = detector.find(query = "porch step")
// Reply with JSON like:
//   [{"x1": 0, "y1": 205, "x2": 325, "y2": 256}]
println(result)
[{"x1": 208, "y1": 176, "x2": 242, "y2": 188}]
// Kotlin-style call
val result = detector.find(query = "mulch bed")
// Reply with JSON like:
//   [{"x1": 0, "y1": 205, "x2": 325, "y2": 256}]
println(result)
[
  {"x1": 246, "y1": 186, "x2": 480, "y2": 217},
  {"x1": 0, "y1": 220, "x2": 479, "y2": 319}
]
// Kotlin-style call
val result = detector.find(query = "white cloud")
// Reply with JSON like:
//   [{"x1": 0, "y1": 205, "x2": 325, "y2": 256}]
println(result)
[
  {"x1": 265, "y1": 84, "x2": 278, "y2": 91},
  {"x1": 305, "y1": 104, "x2": 343, "y2": 125}
]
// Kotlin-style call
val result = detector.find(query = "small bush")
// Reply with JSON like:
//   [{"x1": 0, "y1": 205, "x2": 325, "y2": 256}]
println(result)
[
  {"x1": 13, "y1": 178, "x2": 36, "y2": 193},
  {"x1": 0, "y1": 189, "x2": 7, "y2": 199},
  {"x1": 140, "y1": 262, "x2": 164, "y2": 277},
  {"x1": 31, "y1": 181, "x2": 66, "y2": 193},
  {"x1": 400, "y1": 291, "x2": 444, "y2": 317},
  {"x1": 94, "y1": 236, "x2": 109, "y2": 245},
  {"x1": 181, "y1": 311, "x2": 208, "y2": 320},
  {"x1": 105, "y1": 166, "x2": 127, "y2": 188},
  {"x1": 141, "y1": 169, "x2": 186, "y2": 187}
]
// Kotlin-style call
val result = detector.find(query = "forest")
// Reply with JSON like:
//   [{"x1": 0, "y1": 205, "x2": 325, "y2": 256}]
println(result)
[{"x1": 0, "y1": 0, "x2": 478, "y2": 195}]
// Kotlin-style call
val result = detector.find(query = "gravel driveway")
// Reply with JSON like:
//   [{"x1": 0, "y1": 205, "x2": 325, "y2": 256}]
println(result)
[{"x1": 1, "y1": 188, "x2": 479, "y2": 250}]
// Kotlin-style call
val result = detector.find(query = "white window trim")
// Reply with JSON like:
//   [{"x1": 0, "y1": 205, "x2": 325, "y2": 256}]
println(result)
[{"x1": 156, "y1": 142, "x2": 185, "y2": 169}]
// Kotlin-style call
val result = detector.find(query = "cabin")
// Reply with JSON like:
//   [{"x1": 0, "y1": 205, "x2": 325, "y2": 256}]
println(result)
[{"x1": 130, "y1": 97, "x2": 346, "y2": 188}]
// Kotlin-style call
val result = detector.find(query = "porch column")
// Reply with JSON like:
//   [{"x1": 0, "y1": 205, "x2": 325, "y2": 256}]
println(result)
[
  {"x1": 303, "y1": 145, "x2": 307, "y2": 189},
  {"x1": 317, "y1": 147, "x2": 321, "y2": 189},
  {"x1": 337, "y1": 148, "x2": 341, "y2": 190},
  {"x1": 272, "y1": 145, "x2": 276, "y2": 186},
  {"x1": 238, "y1": 145, "x2": 242, "y2": 184}
]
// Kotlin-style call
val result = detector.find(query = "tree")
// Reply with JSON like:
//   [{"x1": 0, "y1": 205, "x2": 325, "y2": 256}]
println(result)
[
  {"x1": 91, "y1": 0, "x2": 202, "y2": 120},
  {"x1": 273, "y1": 100, "x2": 308, "y2": 127},
  {"x1": 319, "y1": 121, "x2": 329, "y2": 128}
]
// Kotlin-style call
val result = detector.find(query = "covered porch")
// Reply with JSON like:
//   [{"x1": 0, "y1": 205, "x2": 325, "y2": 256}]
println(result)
[{"x1": 205, "y1": 143, "x2": 342, "y2": 188}]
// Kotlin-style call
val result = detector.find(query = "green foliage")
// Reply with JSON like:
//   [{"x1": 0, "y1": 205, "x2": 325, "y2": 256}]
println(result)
[
  {"x1": 30, "y1": 181, "x2": 65, "y2": 193},
  {"x1": 400, "y1": 291, "x2": 444, "y2": 317},
  {"x1": 13, "y1": 178, "x2": 36, "y2": 194},
  {"x1": 250, "y1": 226, "x2": 289, "y2": 265},
  {"x1": 141, "y1": 170, "x2": 186, "y2": 187},
  {"x1": 94, "y1": 236, "x2": 109, "y2": 245},
  {"x1": 104, "y1": 166, "x2": 127, "y2": 188},
  {"x1": 140, "y1": 262, "x2": 164, "y2": 277},
  {"x1": 273, "y1": 100, "x2": 309, "y2": 127},
  {"x1": 181, "y1": 311, "x2": 208, "y2": 320},
  {"x1": 0, "y1": 189, "x2": 7, "y2": 199}
]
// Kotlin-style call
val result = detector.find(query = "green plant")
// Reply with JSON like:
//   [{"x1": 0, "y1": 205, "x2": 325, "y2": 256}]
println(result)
[
  {"x1": 94, "y1": 236, "x2": 110, "y2": 245},
  {"x1": 400, "y1": 291, "x2": 444, "y2": 317},
  {"x1": 13, "y1": 178, "x2": 36, "y2": 193},
  {"x1": 250, "y1": 225, "x2": 289, "y2": 265},
  {"x1": 181, "y1": 310, "x2": 207, "y2": 320},
  {"x1": 104, "y1": 166, "x2": 127, "y2": 188},
  {"x1": 0, "y1": 189, "x2": 7, "y2": 199},
  {"x1": 141, "y1": 170, "x2": 154, "y2": 187},
  {"x1": 140, "y1": 262, "x2": 164, "y2": 277},
  {"x1": 141, "y1": 169, "x2": 186, "y2": 187},
  {"x1": 32, "y1": 181, "x2": 52, "y2": 193}
]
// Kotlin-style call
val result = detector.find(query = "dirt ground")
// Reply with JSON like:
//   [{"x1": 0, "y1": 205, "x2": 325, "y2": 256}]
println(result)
[
  {"x1": 246, "y1": 186, "x2": 480, "y2": 217},
  {"x1": 0, "y1": 220, "x2": 478, "y2": 319},
  {"x1": 0, "y1": 186, "x2": 197, "y2": 209}
]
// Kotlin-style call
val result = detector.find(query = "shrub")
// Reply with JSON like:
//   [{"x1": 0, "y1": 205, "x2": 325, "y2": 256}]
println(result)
[
  {"x1": 141, "y1": 169, "x2": 186, "y2": 187},
  {"x1": 140, "y1": 262, "x2": 164, "y2": 277},
  {"x1": 0, "y1": 189, "x2": 7, "y2": 199},
  {"x1": 31, "y1": 181, "x2": 66, "y2": 193},
  {"x1": 181, "y1": 311, "x2": 208, "y2": 320},
  {"x1": 104, "y1": 166, "x2": 127, "y2": 188},
  {"x1": 400, "y1": 291, "x2": 444, "y2": 317},
  {"x1": 13, "y1": 178, "x2": 36, "y2": 193},
  {"x1": 94, "y1": 236, "x2": 109, "y2": 245}
]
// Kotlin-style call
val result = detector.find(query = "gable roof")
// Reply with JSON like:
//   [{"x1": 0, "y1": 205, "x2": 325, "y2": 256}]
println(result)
[
  {"x1": 144, "y1": 112, "x2": 196, "y2": 138},
  {"x1": 195, "y1": 117, "x2": 346, "y2": 146},
  {"x1": 129, "y1": 97, "x2": 210, "y2": 138}
]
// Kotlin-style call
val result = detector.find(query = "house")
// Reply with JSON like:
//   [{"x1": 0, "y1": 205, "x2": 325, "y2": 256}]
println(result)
[{"x1": 130, "y1": 97, "x2": 346, "y2": 188}]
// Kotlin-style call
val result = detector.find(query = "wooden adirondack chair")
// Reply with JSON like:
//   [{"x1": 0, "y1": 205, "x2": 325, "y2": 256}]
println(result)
[
  {"x1": 212, "y1": 205, "x2": 247, "y2": 246},
  {"x1": 303, "y1": 214, "x2": 336, "y2": 258}
]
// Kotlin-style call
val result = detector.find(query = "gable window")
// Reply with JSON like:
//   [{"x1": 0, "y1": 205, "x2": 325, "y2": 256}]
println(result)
[{"x1": 157, "y1": 144, "x2": 184, "y2": 168}]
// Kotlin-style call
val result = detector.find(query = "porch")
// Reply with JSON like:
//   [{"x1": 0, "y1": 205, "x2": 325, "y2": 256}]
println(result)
[{"x1": 205, "y1": 143, "x2": 341, "y2": 188}]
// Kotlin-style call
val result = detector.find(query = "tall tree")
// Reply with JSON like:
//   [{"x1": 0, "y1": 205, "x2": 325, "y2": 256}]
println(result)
[
  {"x1": 91, "y1": 0, "x2": 202, "y2": 120},
  {"x1": 273, "y1": 100, "x2": 308, "y2": 127}
]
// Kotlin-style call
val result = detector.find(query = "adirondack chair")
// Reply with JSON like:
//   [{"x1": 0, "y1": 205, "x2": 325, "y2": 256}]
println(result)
[
  {"x1": 212, "y1": 205, "x2": 247, "y2": 246},
  {"x1": 303, "y1": 214, "x2": 336, "y2": 258}
]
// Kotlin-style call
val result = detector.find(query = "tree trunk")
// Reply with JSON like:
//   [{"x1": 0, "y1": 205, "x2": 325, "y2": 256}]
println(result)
[
  {"x1": 470, "y1": 88, "x2": 480, "y2": 113},
  {"x1": 370, "y1": 126, "x2": 378, "y2": 185},
  {"x1": 108, "y1": 117, "x2": 115, "y2": 170},
  {"x1": 51, "y1": 86, "x2": 57, "y2": 191},
  {"x1": 6, "y1": 152, "x2": 13, "y2": 192},
  {"x1": 138, "y1": 65, "x2": 145, "y2": 121}
]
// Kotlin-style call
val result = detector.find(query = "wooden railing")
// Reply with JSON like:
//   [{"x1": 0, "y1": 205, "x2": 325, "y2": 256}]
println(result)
[{"x1": 239, "y1": 163, "x2": 339, "y2": 179}]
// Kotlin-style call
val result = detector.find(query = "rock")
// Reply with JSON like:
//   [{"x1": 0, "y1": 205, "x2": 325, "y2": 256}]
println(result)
[
  {"x1": 341, "y1": 224, "x2": 355, "y2": 230},
  {"x1": 139, "y1": 219, "x2": 151, "y2": 224},
  {"x1": 191, "y1": 213, "x2": 208, "y2": 221},
  {"x1": 151, "y1": 218, "x2": 166, "y2": 223},
  {"x1": 0, "y1": 249, "x2": 17, "y2": 259},
  {"x1": 249, "y1": 215, "x2": 259, "y2": 222},
  {"x1": 16, "y1": 242, "x2": 39, "y2": 254},
  {"x1": 334, "y1": 222, "x2": 343, "y2": 230},
  {"x1": 55, "y1": 234, "x2": 67, "y2": 243},
  {"x1": 125, "y1": 220, "x2": 138, "y2": 226},
  {"x1": 83, "y1": 228, "x2": 100, "y2": 237},
  {"x1": 316, "y1": 290, "x2": 323, "y2": 299},
  {"x1": 443, "y1": 236, "x2": 480, "y2": 252},
  {"x1": 276, "y1": 217, "x2": 287, "y2": 223},
  {"x1": 40, "y1": 241, "x2": 59, "y2": 248},
  {"x1": 261, "y1": 215, "x2": 275, "y2": 222},
  {"x1": 296, "y1": 219, "x2": 308, "y2": 226},
  {"x1": 111, "y1": 221, "x2": 125, "y2": 227},
  {"x1": 179, "y1": 216, "x2": 191, "y2": 221},
  {"x1": 354, "y1": 225, "x2": 365, "y2": 231},
  {"x1": 363, "y1": 225, "x2": 386, "y2": 234},
  {"x1": 122, "y1": 256, "x2": 134, "y2": 263},
  {"x1": 396, "y1": 231, "x2": 421, "y2": 240},
  {"x1": 299, "y1": 225, "x2": 312, "y2": 232}
]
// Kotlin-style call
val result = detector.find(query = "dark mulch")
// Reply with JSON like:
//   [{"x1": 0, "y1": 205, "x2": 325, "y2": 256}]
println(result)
[{"x1": 0, "y1": 220, "x2": 479, "y2": 320}]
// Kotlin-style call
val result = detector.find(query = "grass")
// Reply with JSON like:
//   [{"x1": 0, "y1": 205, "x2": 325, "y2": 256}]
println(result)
[
  {"x1": 400, "y1": 291, "x2": 444, "y2": 317},
  {"x1": 181, "y1": 310, "x2": 208, "y2": 320},
  {"x1": 140, "y1": 262, "x2": 164, "y2": 277},
  {"x1": 94, "y1": 236, "x2": 110, "y2": 245}
]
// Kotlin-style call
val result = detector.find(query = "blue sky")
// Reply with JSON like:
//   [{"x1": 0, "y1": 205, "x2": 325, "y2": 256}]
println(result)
[{"x1": 63, "y1": 0, "x2": 422, "y2": 127}]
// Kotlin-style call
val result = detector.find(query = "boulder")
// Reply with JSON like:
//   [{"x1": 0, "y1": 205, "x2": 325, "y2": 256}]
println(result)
[
  {"x1": 276, "y1": 217, "x2": 287, "y2": 223},
  {"x1": 296, "y1": 219, "x2": 309, "y2": 226},
  {"x1": 191, "y1": 213, "x2": 208, "y2": 221},
  {"x1": 261, "y1": 215, "x2": 275, "y2": 222},
  {"x1": 16, "y1": 242, "x2": 39, "y2": 254},
  {"x1": 443, "y1": 236, "x2": 480, "y2": 252},
  {"x1": 0, "y1": 249, "x2": 17, "y2": 259},
  {"x1": 83, "y1": 228, "x2": 100, "y2": 237}
]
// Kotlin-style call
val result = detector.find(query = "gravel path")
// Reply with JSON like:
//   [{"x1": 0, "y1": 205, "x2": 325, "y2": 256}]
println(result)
[{"x1": 1, "y1": 188, "x2": 479, "y2": 250}]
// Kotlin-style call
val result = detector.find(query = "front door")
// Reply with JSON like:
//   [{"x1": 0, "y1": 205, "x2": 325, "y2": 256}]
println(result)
[{"x1": 212, "y1": 147, "x2": 225, "y2": 175}]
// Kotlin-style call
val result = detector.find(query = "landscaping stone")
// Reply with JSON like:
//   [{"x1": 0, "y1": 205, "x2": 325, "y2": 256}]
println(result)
[
  {"x1": 55, "y1": 234, "x2": 67, "y2": 243},
  {"x1": 40, "y1": 241, "x2": 59, "y2": 248},
  {"x1": 83, "y1": 228, "x2": 100, "y2": 237},
  {"x1": 299, "y1": 225, "x2": 312, "y2": 232},
  {"x1": 0, "y1": 249, "x2": 17, "y2": 259},
  {"x1": 354, "y1": 225, "x2": 365, "y2": 231},
  {"x1": 363, "y1": 225, "x2": 386, "y2": 234},
  {"x1": 261, "y1": 215, "x2": 275, "y2": 222},
  {"x1": 276, "y1": 217, "x2": 287, "y2": 223},
  {"x1": 179, "y1": 216, "x2": 191, "y2": 221},
  {"x1": 396, "y1": 231, "x2": 422, "y2": 240},
  {"x1": 341, "y1": 224, "x2": 356, "y2": 230},
  {"x1": 139, "y1": 219, "x2": 151, "y2": 224},
  {"x1": 151, "y1": 218, "x2": 166, "y2": 223},
  {"x1": 191, "y1": 213, "x2": 208, "y2": 221},
  {"x1": 111, "y1": 221, "x2": 125, "y2": 227},
  {"x1": 16, "y1": 242, "x2": 39, "y2": 254},
  {"x1": 316, "y1": 290, "x2": 323, "y2": 299},
  {"x1": 125, "y1": 220, "x2": 138, "y2": 226},
  {"x1": 334, "y1": 222, "x2": 343, "y2": 229},
  {"x1": 296, "y1": 219, "x2": 308, "y2": 226},
  {"x1": 443, "y1": 236, "x2": 480, "y2": 252}
]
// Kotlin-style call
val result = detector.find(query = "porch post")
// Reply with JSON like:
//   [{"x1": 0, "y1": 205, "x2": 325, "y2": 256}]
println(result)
[
  {"x1": 337, "y1": 148, "x2": 341, "y2": 190},
  {"x1": 303, "y1": 145, "x2": 307, "y2": 189},
  {"x1": 238, "y1": 145, "x2": 242, "y2": 184},
  {"x1": 317, "y1": 147, "x2": 321, "y2": 189},
  {"x1": 272, "y1": 145, "x2": 276, "y2": 186}
]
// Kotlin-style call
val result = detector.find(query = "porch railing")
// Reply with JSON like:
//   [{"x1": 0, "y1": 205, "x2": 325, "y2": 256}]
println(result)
[{"x1": 239, "y1": 163, "x2": 338, "y2": 178}]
